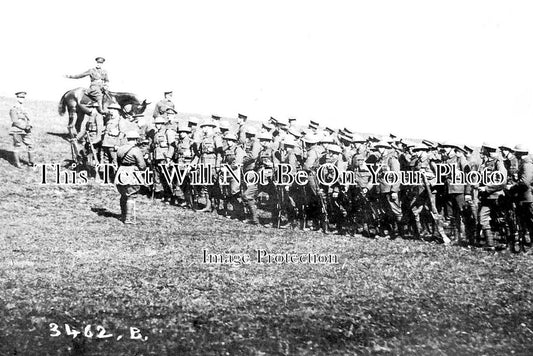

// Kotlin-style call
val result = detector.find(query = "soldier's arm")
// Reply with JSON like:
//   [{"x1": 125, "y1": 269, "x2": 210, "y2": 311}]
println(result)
[
  {"x1": 95, "y1": 115, "x2": 104, "y2": 142},
  {"x1": 485, "y1": 160, "x2": 507, "y2": 193},
  {"x1": 235, "y1": 147, "x2": 246, "y2": 167},
  {"x1": 303, "y1": 151, "x2": 317, "y2": 171},
  {"x1": 251, "y1": 140, "x2": 261, "y2": 159},
  {"x1": 518, "y1": 163, "x2": 533, "y2": 189},
  {"x1": 9, "y1": 108, "x2": 28, "y2": 130},
  {"x1": 133, "y1": 148, "x2": 147, "y2": 171},
  {"x1": 66, "y1": 70, "x2": 91, "y2": 79}
]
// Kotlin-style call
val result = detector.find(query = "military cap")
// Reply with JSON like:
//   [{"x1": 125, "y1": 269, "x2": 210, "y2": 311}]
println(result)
[
  {"x1": 374, "y1": 140, "x2": 391, "y2": 149},
  {"x1": 177, "y1": 123, "x2": 191, "y2": 133},
  {"x1": 258, "y1": 132, "x2": 273, "y2": 141},
  {"x1": 288, "y1": 117, "x2": 296, "y2": 122},
  {"x1": 513, "y1": 144, "x2": 529, "y2": 155},
  {"x1": 351, "y1": 133, "x2": 366, "y2": 143},
  {"x1": 276, "y1": 118, "x2": 288, "y2": 127},
  {"x1": 389, "y1": 133, "x2": 397, "y2": 140},
  {"x1": 107, "y1": 102, "x2": 121, "y2": 110},
  {"x1": 15, "y1": 91, "x2": 27, "y2": 98},
  {"x1": 125, "y1": 130, "x2": 140, "y2": 139},
  {"x1": 188, "y1": 116, "x2": 199, "y2": 125},
  {"x1": 238, "y1": 113, "x2": 247, "y2": 120},
  {"x1": 326, "y1": 144, "x2": 342, "y2": 154},
  {"x1": 422, "y1": 139, "x2": 437, "y2": 148},
  {"x1": 338, "y1": 132, "x2": 353, "y2": 143},
  {"x1": 367, "y1": 135, "x2": 380, "y2": 143},
  {"x1": 219, "y1": 120, "x2": 230, "y2": 131},
  {"x1": 245, "y1": 128, "x2": 257, "y2": 137},
  {"x1": 401, "y1": 140, "x2": 416, "y2": 148},
  {"x1": 211, "y1": 115, "x2": 221, "y2": 120},
  {"x1": 288, "y1": 127, "x2": 302, "y2": 138},
  {"x1": 262, "y1": 122, "x2": 274, "y2": 131},
  {"x1": 200, "y1": 119, "x2": 217, "y2": 127},
  {"x1": 301, "y1": 134, "x2": 319, "y2": 144},
  {"x1": 463, "y1": 145, "x2": 474, "y2": 154},
  {"x1": 343, "y1": 128, "x2": 354, "y2": 135},
  {"x1": 154, "y1": 116, "x2": 167, "y2": 124},
  {"x1": 166, "y1": 107, "x2": 177, "y2": 114},
  {"x1": 164, "y1": 91, "x2": 173, "y2": 95},
  {"x1": 95, "y1": 57, "x2": 105, "y2": 63},
  {"x1": 481, "y1": 142, "x2": 498, "y2": 151},
  {"x1": 309, "y1": 120, "x2": 319, "y2": 129},
  {"x1": 269, "y1": 117, "x2": 278, "y2": 124},
  {"x1": 283, "y1": 138, "x2": 297, "y2": 147},
  {"x1": 325, "y1": 126, "x2": 335, "y2": 133},
  {"x1": 439, "y1": 141, "x2": 459, "y2": 149},
  {"x1": 223, "y1": 132, "x2": 238, "y2": 141},
  {"x1": 412, "y1": 144, "x2": 430, "y2": 152},
  {"x1": 499, "y1": 143, "x2": 514, "y2": 151}
]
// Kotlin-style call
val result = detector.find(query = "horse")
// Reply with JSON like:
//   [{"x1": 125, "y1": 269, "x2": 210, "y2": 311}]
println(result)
[{"x1": 58, "y1": 87, "x2": 149, "y2": 133}]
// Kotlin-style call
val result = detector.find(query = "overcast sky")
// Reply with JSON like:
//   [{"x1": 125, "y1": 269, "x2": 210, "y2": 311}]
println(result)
[{"x1": 2, "y1": 0, "x2": 533, "y2": 146}]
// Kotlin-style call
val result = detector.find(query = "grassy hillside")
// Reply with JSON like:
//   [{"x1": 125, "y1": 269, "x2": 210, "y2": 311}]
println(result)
[{"x1": 0, "y1": 98, "x2": 532, "y2": 355}]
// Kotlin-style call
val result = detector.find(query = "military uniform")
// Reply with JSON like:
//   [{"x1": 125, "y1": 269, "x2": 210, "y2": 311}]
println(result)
[
  {"x1": 375, "y1": 146, "x2": 403, "y2": 238},
  {"x1": 76, "y1": 107, "x2": 104, "y2": 170},
  {"x1": 196, "y1": 122, "x2": 223, "y2": 212},
  {"x1": 152, "y1": 98, "x2": 176, "y2": 119},
  {"x1": 9, "y1": 93, "x2": 34, "y2": 167},
  {"x1": 478, "y1": 145, "x2": 507, "y2": 248},
  {"x1": 150, "y1": 119, "x2": 176, "y2": 200},
  {"x1": 101, "y1": 105, "x2": 126, "y2": 165},
  {"x1": 172, "y1": 128, "x2": 196, "y2": 207},
  {"x1": 66, "y1": 58, "x2": 109, "y2": 114},
  {"x1": 115, "y1": 131, "x2": 146, "y2": 224},
  {"x1": 515, "y1": 152, "x2": 533, "y2": 249}
]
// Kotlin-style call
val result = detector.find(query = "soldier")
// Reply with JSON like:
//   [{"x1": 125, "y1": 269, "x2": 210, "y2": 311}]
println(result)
[
  {"x1": 410, "y1": 144, "x2": 450, "y2": 243},
  {"x1": 308, "y1": 120, "x2": 319, "y2": 134},
  {"x1": 115, "y1": 130, "x2": 146, "y2": 224},
  {"x1": 237, "y1": 113, "x2": 248, "y2": 146},
  {"x1": 350, "y1": 153, "x2": 376, "y2": 237},
  {"x1": 478, "y1": 142, "x2": 507, "y2": 250},
  {"x1": 196, "y1": 120, "x2": 223, "y2": 212},
  {"x1": 101, "y1": 102, "x2": 126, "y2": 166},
  {"x1": 172, "y1": 122, "x2": 197, "y2": 207},
  {"x1": 65, "y1": 57, "x2": 109, "y2": 115},
  {"x1": 514, "y1": 144, "x2": 533, "y2": 251},
  {"x1": 500, "y1": 143, "x2": 520, "y2": 250},
  {"x1": 302, "y1": 134, "x2": 328, "y2": 231},
  {"x1": 441, "y1": 142, "x2": 468, "y2": 244},
  {"x1": 463, "y1": 144, "x2": 480, "y2": 245},
  {"x1": 220, "y1": 132, "x2": 246, "y2": 218},
  {"x1": 373, "y1": 140, "x2": 404, "y2": 239},
  {"x1": 149, "y1": 116, "x2": 176, "y2": 202},
  {"x1": 152, "y1": 91, "x2": 176, "y2": 119},
  {"x1": 243, "y1": 132, "x2": 277, "y2": 225},
  {"x1": 280, "y1": 137, "x2": 303, "y2": 227},
  {"x1": 9, "y1": 91, "x2": 35, "y2": 168},
  {"x1": 76, "y1": 101, "x2": 104, "y2": 172}
]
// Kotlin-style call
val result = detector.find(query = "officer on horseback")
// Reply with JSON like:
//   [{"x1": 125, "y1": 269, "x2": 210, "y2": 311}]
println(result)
[{"x1": 65, "y1": 57, "x2": 109, "y2": 115}]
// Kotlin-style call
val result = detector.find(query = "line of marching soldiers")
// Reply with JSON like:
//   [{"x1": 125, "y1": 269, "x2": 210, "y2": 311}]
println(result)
[{"x1": 75, "y1": 102, "x2": 533, "y2": 252}]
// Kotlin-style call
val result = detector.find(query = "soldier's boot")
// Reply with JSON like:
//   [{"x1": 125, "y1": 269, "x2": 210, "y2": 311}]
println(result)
[
  {"x1": 27, "y1": 151, "x2": 35, "y2": 167},
  {"x1": 414, "y1": 220, "x2": 423, "y2": 239},
  {"x1": 125, "y1": 201, "x2": 137, "y2": 225},
  {"x1": 120, "y1": 197, "x2": 127, "y2": 222},
  {"x1": 12, "y1": 150, "x2": 22, "y2": 168},
  {"x1": 248, "y1": 202, "x2": 259, "y2": 225},
  {"x1": 197, "y1": 196, "x2": 213, "y2": 212},
  {"x1": 96, "y1": 96, "x2": 108, "y2": 116},
  {"x1": 483, "y1": 229, "x2": 495, "y2": 250}
]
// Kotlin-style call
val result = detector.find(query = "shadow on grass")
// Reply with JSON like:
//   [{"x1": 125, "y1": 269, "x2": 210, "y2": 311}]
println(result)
[
  {"x1": 91, "y1": 207, "x2": 122, "y2": 221},
  {"x1": 47, "y1": 131, "x2": 72, "y2": 142},
  {"x1": 0, "y1": 148, "x2": 16, "y2": 166}
]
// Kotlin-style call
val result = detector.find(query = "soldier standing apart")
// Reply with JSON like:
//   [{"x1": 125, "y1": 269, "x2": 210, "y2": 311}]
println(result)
[
  {"x1": 478, "y1": 143, "x2": 507, "y2": 250},
  {"x1": 172, "y1": 122, "x2": 197, "y2": 207},
  {"x1": 115, "y1": 131, "x2": 146, "y2": 224},
  {"x1": 101, "y1": 103, "x2": 126, "y2": 167},
  {"x1": 9, "y1": 91, "x2": 35, "y2": 168},
  {"x1": 65, "y1": 57, "x2": 109, "y2": 115}
]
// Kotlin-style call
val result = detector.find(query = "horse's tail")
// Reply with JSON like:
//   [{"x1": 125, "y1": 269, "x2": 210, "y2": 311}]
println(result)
[{"x1": 58, "y1": 91, "x2": 68, "y2": 116}]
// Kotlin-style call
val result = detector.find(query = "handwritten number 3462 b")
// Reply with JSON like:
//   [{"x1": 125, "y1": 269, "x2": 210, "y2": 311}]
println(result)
[{"x1": 49, "y1": 323, "x2": 147, "y2": 341}]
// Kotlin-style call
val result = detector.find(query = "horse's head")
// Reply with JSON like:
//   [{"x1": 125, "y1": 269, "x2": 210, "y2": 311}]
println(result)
[{"x1": 132, "y1": 99, "x2": 150, "y2": 115}]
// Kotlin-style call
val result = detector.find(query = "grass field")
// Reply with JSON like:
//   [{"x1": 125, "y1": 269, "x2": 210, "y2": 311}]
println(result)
[{"x1": 1, "y1": 98, "x2": 533, "y2": 355}]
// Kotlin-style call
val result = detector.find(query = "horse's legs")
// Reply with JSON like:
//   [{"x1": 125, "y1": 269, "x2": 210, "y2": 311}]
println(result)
[{"x1": 66, "y1": 107, "x2": 80, "y2": 163}]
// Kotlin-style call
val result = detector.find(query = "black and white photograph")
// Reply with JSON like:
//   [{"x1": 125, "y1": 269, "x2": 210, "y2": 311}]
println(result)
[{"x1": 1, "y1": 1, "x2": 533, "y2": 355}]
